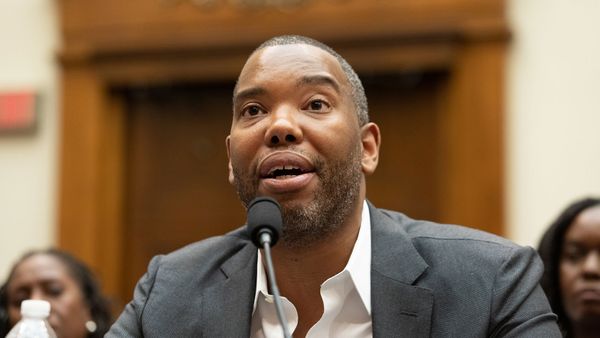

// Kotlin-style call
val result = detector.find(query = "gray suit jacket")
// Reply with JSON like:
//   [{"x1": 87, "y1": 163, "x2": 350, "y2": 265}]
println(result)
[{"x1": 107, "y1": 203, "x2": 560, "y2": 337}]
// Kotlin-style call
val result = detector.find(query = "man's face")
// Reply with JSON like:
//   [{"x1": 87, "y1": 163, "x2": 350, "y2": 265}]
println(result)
[
  {"x1": 560, "y1": 205, "x2": 600, "y2": 327},
  {"x1": 227, "y1": 43, "x2": 376, "y2": 247}
]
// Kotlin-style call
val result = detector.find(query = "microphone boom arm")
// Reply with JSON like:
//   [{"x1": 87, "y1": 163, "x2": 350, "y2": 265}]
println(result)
[
  {"x1": 247, "y1": 197, "x2": 292, "y2": 338},
  {"x1": 259, "y1": 230, "x2": 292, "y2": 338}
]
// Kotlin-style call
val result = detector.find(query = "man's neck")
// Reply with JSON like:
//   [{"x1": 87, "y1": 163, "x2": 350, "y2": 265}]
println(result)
[
  {"x1": 270, "y1": 199, "x2": 364, "y2": 287},
  {"x1": 273, "y1": 226, "x2": 359, "y2": 284},
  {"x1": 265, "y1": 200, "x2": 364, "y2": 335}
]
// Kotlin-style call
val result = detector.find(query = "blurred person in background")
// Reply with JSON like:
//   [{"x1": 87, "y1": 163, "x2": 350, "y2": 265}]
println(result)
[
  {"x1": 0, "y1": 249, "x2": 113, "y2": 338},
  {"x1": 538, "y1": 197, "x2": 600, "y2": 337}
]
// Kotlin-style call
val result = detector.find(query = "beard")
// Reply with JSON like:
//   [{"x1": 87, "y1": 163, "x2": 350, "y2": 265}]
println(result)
[{"x1": 232, "y1": 144, "x2": 363, "y2": 249}]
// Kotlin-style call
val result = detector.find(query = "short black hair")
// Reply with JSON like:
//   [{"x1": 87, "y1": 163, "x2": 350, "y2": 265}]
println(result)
[
  {"x1": 537, "y1": 197, "x2": 600, "y2": 335},
  {"x1": 237, "y1": 35, "x2": 369, "y2": 126},
  {"x1": 0, "y1": 249, "x2": 113, "y2": 338}
]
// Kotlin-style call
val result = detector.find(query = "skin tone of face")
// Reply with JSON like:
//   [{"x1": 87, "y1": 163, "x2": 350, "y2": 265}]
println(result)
[
  {"x1": 227, "y1": 43, "x2": 380, "y2": 249},
  {"x1": 560, "y1": 205, "x2": 600, "y2": 337},
  {"x1": 5, "y1": 254, "x2": 92, "y2": 338}
]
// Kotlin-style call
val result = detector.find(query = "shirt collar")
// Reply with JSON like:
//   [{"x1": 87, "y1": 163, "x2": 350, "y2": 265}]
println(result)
[
  {"x1": 346, "y1": 200, "x2": 372, "y2": 313},
  {"x1": 253, "y1": 246, "x2": 268, "y2": 312},
  {"x1": 253, "y1": 200, "x2": 372, "y2": 314}
]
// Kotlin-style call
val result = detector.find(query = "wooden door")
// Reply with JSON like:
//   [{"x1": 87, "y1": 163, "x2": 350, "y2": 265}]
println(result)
[
  {"x1": 122, "y1": 83, "x2": 244, "y2": 299},
  {"x1": 365, "y1": 72, "x2": 447, "y2": 220}
]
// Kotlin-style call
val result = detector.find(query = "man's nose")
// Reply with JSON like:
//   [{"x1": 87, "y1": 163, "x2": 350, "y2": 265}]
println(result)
[
  {"x1": 582, "y1": 251, "x2": 600, "y2": 279},
  {"x1": 265, "y1": 106, "x2": 303, "y2": 146}
]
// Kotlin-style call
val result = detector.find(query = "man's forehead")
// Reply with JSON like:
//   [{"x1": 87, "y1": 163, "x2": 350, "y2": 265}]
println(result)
[
  {"x1": 236, "y1": 43, "x2": 348, "y2": 89},
  {"x1": 254, "y1": 43, "x2": 333, "y2": 61}
]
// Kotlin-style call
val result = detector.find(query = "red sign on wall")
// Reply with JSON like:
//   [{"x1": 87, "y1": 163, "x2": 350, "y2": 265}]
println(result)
[{"x1": 0, "y1": 91, "x2": 38, "y2": 134}]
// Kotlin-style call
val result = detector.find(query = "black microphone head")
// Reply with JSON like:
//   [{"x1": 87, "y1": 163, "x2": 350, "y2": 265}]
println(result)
[{"x1": 246, "y1": 196, "x2": 283, "y2": 248}]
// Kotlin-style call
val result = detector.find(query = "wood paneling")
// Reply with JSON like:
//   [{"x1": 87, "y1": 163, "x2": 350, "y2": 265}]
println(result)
[
  {"x1": 437, "y1": 40, "x2": 505, "y2": 232},
  {"x1": 122, "y1": 84, "x2": 243, "y2": 300},
  {"x1": 58, "y1": 65, "x2": 126, "y2": 310},
  {"x1": 59, "y1": 0, "x2": 506, "y2": 60},
  {"x1": 365, "y1": 72, "x2": 446, "y2": 220}
]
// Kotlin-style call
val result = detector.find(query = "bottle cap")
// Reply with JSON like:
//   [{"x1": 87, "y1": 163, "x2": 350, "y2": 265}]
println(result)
[{"x1": 21, "y1": 300, "x2": 51, "y2": 318}]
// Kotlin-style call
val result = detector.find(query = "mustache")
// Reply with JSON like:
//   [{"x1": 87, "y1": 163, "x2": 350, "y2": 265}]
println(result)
[
  {"x1": 241, "y1": 147, "x2": 325, "y2": 181},
  {"x1": 232, "y1": 148, "x2": 326, "y2": 208}
]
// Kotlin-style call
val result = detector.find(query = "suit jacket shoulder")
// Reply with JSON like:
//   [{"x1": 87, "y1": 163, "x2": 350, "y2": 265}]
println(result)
[
  {"x1": 370, "y1": 205, "x2": 561, "y2": 337},
  {"x1": 107, "y1": 227, "x2": 258, "y2": 338},
  {"x1": 159, "y1": 227, "x2": 252, "y2": 282}
]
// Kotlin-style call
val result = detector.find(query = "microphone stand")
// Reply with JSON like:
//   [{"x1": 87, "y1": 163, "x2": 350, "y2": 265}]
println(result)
[
  {"x1": 259, "y1": 232, "x2": 292, "y2": 338},
  {"x1": 247, "y1": 197, "x2": 292, "y2": 338}
]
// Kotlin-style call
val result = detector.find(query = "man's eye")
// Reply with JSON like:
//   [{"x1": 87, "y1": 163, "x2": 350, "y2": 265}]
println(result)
[
  {"x1": 242, "y1": 105, "x2": 264, "y2": 117},
  {"x1": 307, "y1": 99, "x2": 330, "y2": 112}
]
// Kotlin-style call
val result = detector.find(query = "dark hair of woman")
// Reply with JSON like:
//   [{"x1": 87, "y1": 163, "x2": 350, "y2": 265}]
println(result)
[
  {"x1": 0, "y1": 248, "x2": 113, "y2": 338},
  {"x1": 537, "y1": 197, "x2": 600, "y2": 336}
]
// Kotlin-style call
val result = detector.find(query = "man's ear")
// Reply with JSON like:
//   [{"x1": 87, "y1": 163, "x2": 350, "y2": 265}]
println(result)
[
  {"x1": 225, "y1": 136, "x2": 235, "y2": 185},
  {"x1": 360, "y1": 122, "x2": 381, "y2": 175}
]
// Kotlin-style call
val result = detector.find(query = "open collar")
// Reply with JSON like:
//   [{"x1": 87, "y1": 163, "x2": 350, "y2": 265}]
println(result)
[{"x1": 199, "y1": 202, "x2": 434, "y2": 337}]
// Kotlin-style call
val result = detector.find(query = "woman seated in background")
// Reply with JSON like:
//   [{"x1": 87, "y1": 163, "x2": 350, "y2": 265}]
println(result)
[
  {"x1": 538, "y1": 197, "x2": 600, "y2": 338},
  {"x1": 0, "y1": 249, "x2": 112, "y2": 338}
]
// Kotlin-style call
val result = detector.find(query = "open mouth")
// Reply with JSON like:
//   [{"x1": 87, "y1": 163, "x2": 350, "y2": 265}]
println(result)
[
  {"x1": 265, "y1": 165, "x2": 312, "y2": 179},
  {"x1": 257, "y1": 151, "x2": 316, "y2": 193},
  {"x1": 259, "y1": 152, "x2": 314, "y2": 176}
]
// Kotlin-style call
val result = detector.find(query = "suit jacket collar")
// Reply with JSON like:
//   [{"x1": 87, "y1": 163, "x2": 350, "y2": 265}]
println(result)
[
  {"x1": 200, "y1": 202, "x2": 433, "y2": 337},
  {"x1": 200, "y1": 232, "x2": 257, "y2": 337},
  {"x1": 369, "y1": 202, "x2": 433, "y2": 338}
]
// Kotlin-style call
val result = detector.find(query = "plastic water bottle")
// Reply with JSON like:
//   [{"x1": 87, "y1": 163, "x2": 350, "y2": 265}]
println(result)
[{"x1": 5, "y1": 300, "x2": 57, "y2": 338}]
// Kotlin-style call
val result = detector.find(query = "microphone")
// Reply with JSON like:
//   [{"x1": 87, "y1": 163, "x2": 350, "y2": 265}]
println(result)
[
  {"x1": 246, "y1": 197, "x2": 292, "y2": 338},
  {"x1": 247, "y1": 196, "x2": 283, "y2": 248}
]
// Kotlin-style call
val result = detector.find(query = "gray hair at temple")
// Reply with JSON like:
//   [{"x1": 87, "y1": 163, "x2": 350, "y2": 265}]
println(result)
[{"x1": 241, "y1": 35, "x2": 370, "y2": 127}]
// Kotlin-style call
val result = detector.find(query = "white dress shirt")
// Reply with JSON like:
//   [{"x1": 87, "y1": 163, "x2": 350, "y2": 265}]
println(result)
[{"x1": 250, "y1": 200, "x2": 373, "y2": 338}]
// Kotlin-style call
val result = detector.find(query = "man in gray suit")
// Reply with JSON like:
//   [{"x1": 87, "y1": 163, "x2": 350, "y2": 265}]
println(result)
[{"x1": 107, "y1": 35, "x2": 560, "y2": 337}]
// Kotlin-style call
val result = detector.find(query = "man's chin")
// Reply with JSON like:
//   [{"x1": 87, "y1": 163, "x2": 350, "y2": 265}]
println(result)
[
  {"x1": 278, "y1": 196, "x2": 306, "y2": 206},
  {"x1": 279, "y1": 196, "x2": 317, "y2": 215}
]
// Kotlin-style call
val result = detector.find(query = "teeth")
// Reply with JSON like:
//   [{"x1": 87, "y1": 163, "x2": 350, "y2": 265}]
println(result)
[
  {"x1": 267, "y1": 165, "x2": 303, "y2": 178},
  {"x1": 269, "y1": 165, "x2": 300, "y2": 176}
]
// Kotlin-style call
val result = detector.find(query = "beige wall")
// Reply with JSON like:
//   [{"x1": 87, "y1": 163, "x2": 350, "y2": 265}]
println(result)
[
  {"x1": 1, "y1": 0, "x2": 600, "y2": 278},
  {"x1": 507, "y1": 0, "x2": 600, "y2": 247},
  {"x1": 0, "y1": 0, "x2": 59, "y2": 278}
]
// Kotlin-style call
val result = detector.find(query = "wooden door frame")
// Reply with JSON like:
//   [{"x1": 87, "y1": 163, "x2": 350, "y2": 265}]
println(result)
[{"x1": 57, "y1": 0, "x2": 508, "y2": 305}]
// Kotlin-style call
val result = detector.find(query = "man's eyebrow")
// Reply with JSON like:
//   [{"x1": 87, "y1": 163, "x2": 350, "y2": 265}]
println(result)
[
  {"x1": 296, "y1": 75, "x2": 341, "y2": 93},
  {"x1": 233, "y1": 75, "x2": 340, "y2": 105},
  {"x1": 233, "y1": 87, "x2": 266, "y2": 105}
]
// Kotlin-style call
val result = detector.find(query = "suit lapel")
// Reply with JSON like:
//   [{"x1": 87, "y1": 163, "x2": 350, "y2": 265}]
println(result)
[
  {"x1": 369, "y1": 203, "x2": 434, "y2": 338},
  {"x1": 197, "y1": 204, "x2": 434, "y2": 337},
  {"x1": 200, "y1": 241, "x2": 257, "y2": 337}
]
